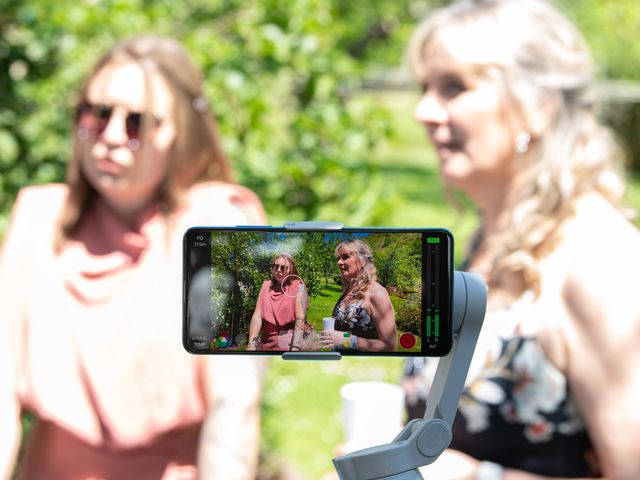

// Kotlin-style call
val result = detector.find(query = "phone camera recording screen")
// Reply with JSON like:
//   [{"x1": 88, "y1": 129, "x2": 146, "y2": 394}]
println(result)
[{"x1": 183, "y1": 227, "x2": 452, "y2": 356}]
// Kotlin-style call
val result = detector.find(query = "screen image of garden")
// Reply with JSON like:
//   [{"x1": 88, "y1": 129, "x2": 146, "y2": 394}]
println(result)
[{"x1": 208, "y1": 230, "x2": 423, "y2": 352}]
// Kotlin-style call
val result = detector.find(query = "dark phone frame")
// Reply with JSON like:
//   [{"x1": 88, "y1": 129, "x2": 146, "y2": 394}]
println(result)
[{"x1": 183, "y1": 226, "x2": 453, "y2": 357}]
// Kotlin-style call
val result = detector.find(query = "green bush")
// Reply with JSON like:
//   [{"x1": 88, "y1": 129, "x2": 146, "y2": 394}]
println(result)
[
  {"x1": 395, "y1": 292, "x2": 420, "y2": 334},
  {"x1": 2, "y1": 0, "x2": 639, "y2": 236},
  {"x1": 0, "y1": 0, "x2": 421, "y2": 228},
  {"x1": 563, "y1": 0, "x2": 640, "y2": 171}
]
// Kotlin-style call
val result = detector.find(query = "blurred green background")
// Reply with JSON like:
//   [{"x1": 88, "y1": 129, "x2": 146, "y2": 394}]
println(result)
[{"x1": 1, "y1": 1, "x2": 639, "y2": 479}]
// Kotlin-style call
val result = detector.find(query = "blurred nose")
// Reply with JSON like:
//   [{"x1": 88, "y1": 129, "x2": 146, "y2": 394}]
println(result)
[
  {"x1": 101, "y1": 110, "x2": 128, "y2": 147},
  {"x1": 415, "y1": 92, "x2": 448, "y2": 126}
]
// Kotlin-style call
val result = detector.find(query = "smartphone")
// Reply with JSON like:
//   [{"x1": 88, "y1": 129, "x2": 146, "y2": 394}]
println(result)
[{"x1": 183, "y1": 226, "x2": 453, "y2": 357}]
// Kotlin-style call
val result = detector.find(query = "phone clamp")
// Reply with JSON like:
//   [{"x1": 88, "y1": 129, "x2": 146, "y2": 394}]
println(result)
[
  {"x1": 283, "y1": 221, "x2": 345, "y2": 230},
  {"x1": 282, "y1": 352, "x2": 342, "y2": 361}
]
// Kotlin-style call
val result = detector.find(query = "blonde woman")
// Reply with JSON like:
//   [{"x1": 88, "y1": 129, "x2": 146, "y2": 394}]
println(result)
[
  {"x1": 404, "y1": 0, "x2": 640, "y2": 479},
  {"x1": 320, "y1": 239, "x2": 397, "y2": 351}
]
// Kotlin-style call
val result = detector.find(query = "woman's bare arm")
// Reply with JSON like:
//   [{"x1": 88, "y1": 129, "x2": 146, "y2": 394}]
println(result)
[
  {"x1": 0, "y1": 340, "x2": 20, "y2": 480},
  {"x1": 561, "y1": 267, "x2": 640, "y2": 477},
  {"x1": 0, "y1": 193, "x2": 30, "y2": 480},
  {"x1": 357, "y1": 284, "x2": 398, "y2": 351},
  {"x1": 198, "y1": 356, "x2": 267, "y2": 479},
  {"x1": 290, "y1": 284, "x2": 308, "y2": 351},
  {"x1": 246, "y1": 299, "x2": 262, "y2": 351}
]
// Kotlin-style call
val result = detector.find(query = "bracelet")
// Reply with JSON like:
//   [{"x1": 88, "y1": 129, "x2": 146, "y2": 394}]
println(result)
[
  {"x1": 476, "y1": 460, "x2": 504, "y2": 480},
  {"x1": 350, "y1": 334, "x2": 358, "y2": 349}
]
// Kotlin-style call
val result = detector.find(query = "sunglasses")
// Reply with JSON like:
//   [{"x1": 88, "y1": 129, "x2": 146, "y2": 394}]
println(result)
[
  {"x1": 272, "y1": 263, "x2": 289, "y2": 272},
  {"x1": 76, "y1": 102, "x2": 162, "y2": 141}
]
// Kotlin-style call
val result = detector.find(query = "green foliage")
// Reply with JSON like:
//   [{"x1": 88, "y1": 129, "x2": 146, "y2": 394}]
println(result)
[
  {"x1": 395, "y1": 292, "x2": 421, "y2": 334},
  {"x1": 368, "y1": 232, "x2": 422, "y2": 292},
  {"x1": 295, "y1": 232, "x2": 336, "y2": 297},
  {"x1": 561, "y1": 0, "x2": 640, "y2": 81},
  {"x1": 209, "y1": 231, "x2": 265, "y2": 342},
  {"x1": 2, "y1": 0, "x2": 639, "y2": 232},
  {"x1": 0, "y1": 0, "x2": 423, "y2": 226},
  {"x1": 559, "y1": 0, "x2": 640, "y2": 171}
]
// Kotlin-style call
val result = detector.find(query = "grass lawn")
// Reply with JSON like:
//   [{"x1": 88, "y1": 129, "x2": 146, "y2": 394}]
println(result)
[
  {"x1": 260, "y1": 356, "x2": 406, "y2": 479},
  {"x1": 306, "y1": 283, "x2": 342, "y2": 330}
]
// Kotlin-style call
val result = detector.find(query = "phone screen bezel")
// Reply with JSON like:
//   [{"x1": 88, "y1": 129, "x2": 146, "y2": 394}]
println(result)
[{"x1": 183, "y1": 226, "x2": 453, "y2": 357}]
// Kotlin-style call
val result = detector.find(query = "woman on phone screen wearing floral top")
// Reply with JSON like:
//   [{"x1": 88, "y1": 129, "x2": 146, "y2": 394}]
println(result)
[{"x1": 321, "y1": 239, "x2": 397, "y2": 352}]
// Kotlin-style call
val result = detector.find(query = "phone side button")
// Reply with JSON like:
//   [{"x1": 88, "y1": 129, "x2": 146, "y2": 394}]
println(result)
[{"x1": 282, "y1": 352, "x2": 342, "y2": 361}]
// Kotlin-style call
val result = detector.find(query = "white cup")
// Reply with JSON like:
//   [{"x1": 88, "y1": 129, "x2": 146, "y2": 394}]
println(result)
[
  {"x1": 340, "y1": 381, "x2": 405, "y2": 453},
  {"x1": 323, "y1": 317, "x2": 335, "y2": 331}
]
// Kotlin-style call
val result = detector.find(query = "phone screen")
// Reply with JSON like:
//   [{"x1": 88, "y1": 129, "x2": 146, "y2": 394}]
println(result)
[{"x1": 183, "y1": 227, "x2": 453, "y2": 356}]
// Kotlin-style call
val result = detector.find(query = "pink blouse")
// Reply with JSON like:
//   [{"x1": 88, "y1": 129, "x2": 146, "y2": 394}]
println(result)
[
  {"x1": 0, "y1": 182, "x2": 265, "y2": 479},
  {"x1": 257, "y1": 279, "x2": 302, "y2": 350}
]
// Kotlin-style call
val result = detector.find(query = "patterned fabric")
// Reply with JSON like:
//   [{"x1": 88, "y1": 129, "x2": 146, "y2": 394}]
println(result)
[
  {"x1": 332, "y1": 294, "x2": 378, "y2": 339},
  {"x1": 405, "y1": 335, "x2": 601, "y2": 477},
  {"x1": 452, "y1": 336, "x2": 600, "y2": 477}
]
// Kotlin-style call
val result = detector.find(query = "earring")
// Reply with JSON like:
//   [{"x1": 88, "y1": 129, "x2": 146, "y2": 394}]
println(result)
[
  {"x1": 192, "y1": 96, "x2": 209, "y2": 113},
  {"x1": 127, "y1": 139, "x2": 141, "y2": 151},
  {"x1": 515, "y1": 132, "x2": 531, "y2": 154},
  {"x1": 76, "y1": 127, "x2": 90, "y2": 141}
]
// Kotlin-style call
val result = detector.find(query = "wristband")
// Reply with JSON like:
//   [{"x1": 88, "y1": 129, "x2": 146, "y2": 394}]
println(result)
[
  {"x1": 476, "y1": 461, "x2": 504, "y2": 480},
  {"x1": 350, "y1": 334, "x2": 358, "y2": 349}
]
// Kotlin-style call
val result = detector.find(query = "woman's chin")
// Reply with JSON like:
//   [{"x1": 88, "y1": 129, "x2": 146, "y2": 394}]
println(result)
[
  {"x1": 89, "y1": 173, "x2": 134, "y2": 197},
  {"x1": 438, "y1": 153, "x2": 473, "y2": 182},
  {"x1": 439, "y1": 166, "x2": 471, "y2": 190},
  {"x1": 341, "y1": 273, "x2": 356, "y2": 283}
]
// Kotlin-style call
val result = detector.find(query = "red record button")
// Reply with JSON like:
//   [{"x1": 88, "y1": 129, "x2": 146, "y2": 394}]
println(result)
[{"x1": 400, "y1": 333, "x2": 416, "y2": 349}]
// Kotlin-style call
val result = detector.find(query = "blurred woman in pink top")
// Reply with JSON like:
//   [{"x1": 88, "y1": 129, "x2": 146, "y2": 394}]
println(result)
[{"x1": 0, "y1": 35, "x2": 267, "y2": 480}]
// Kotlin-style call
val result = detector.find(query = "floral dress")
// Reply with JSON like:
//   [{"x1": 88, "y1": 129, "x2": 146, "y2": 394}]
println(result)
[
  {"x1": 452, "y1": 336, "x2": 600, "y2": 477},
  {"x1": 333, "y1": 294, "x2": 379, "y2": 339},
  {"x1": 404, "y1": 330, "x2": 601, "y2": 477}
]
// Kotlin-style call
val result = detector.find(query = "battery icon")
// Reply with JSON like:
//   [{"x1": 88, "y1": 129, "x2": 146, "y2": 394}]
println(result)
[{"x1": 427, "y1": 237, "x2": 440, "y2": 244}]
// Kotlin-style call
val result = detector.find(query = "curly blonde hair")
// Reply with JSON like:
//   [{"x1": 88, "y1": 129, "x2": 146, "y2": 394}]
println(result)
[
  {"x1": 335, "y1": 239, "x2": 378, "y2": 301},
  {"x1": 409, "y1": 0, "x2": 628, "y2": 297}
]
